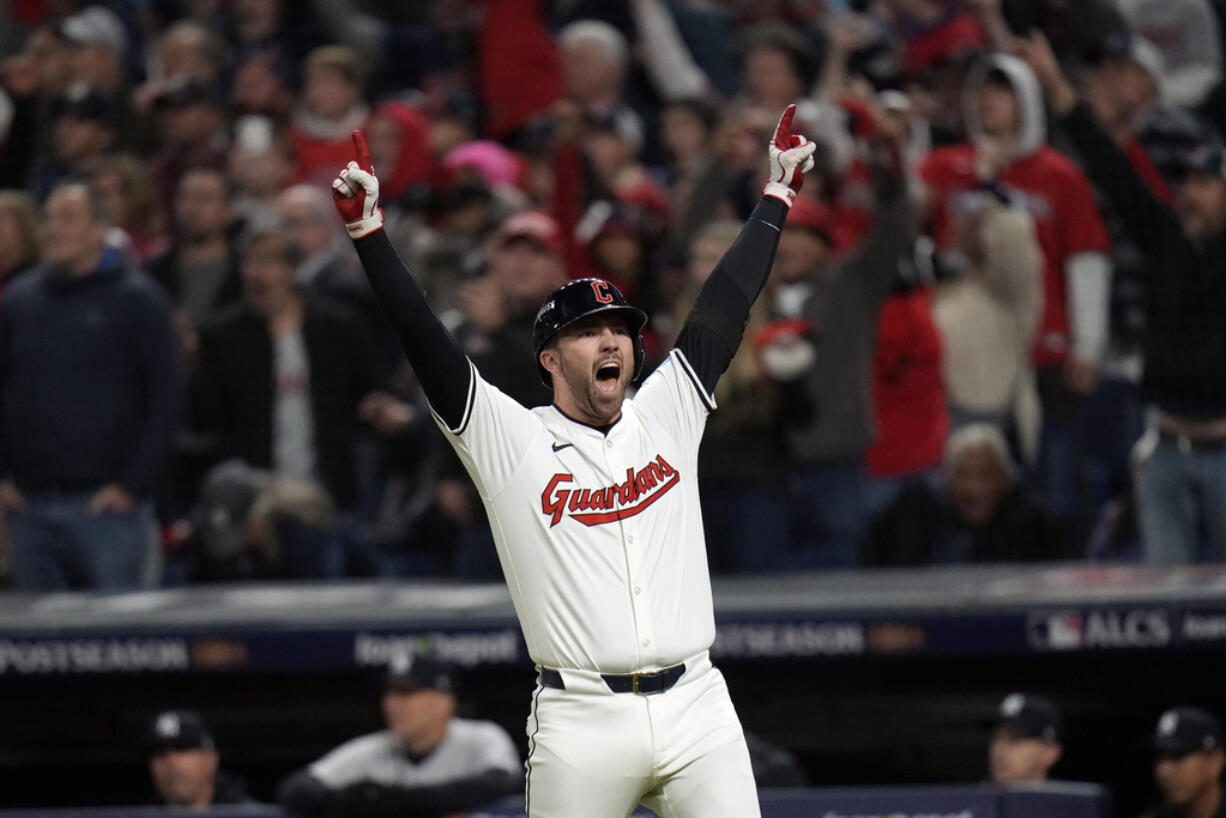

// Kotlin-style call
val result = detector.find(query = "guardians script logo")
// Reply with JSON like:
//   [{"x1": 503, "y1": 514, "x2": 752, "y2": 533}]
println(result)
[{"x1": 541, "y1": 455, "x2": 680, "y2": 527}]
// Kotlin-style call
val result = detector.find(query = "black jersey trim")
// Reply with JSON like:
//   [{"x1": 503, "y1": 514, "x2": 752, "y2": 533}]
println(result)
[{"x1": 673, "y1": 349, "x2": 717, "y2": 412}]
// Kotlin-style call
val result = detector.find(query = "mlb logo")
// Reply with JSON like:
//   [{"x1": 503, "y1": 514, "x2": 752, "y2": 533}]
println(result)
[{"x1": 1027, "y1": 611, "x2": 1084, "y2": 651}]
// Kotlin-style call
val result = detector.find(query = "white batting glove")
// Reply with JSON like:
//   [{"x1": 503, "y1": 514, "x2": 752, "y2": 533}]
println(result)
[{"x1": 762, "y1": 104, "x2": 818, "y2": 208}]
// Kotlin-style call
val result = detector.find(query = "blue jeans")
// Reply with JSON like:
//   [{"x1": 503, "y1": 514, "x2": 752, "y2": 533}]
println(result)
[
  {"x1": 1137, "y1": 434, "x2": 1226, "y2": 563},
  {"x1": 700, "y1": 483, "x2": 792, "y2": 574},
  {"x1": 9, "y1": 492, "x2": 154, "y2": 592},
  {"x1": 791, "y1": 459, "x2": 867, "y2": 569}
]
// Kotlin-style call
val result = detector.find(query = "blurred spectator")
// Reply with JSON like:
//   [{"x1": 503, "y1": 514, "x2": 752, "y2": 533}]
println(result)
[
  {"x1": 1142, "y1": 706, "x2": 1225, "y2": 818},
  {"x1": 366, "y1": 100, "x2": 431, "y2": 216},
  {"x1": 931, "y1": 193, "x2": 1042, "y2": 447},
  {"x1": 865, "y1": 424, "x2": 1066, "y2": 565},
  {"x1": 59, "y1": 5, "x2": 130, "y2": 95},
  {"x1": 85, "y1": 153, "x2": 170, "y2": 263},
  {"x1": 291, "y1": 45, "x2": 369, "y2": 186},
  {"x1": 887, "y1": 0, "x2": 986, "y2": 80},
  {"x1": 1019, "y1": 32, "x2": 1226, "y2": 563},
  {"x1": 277, "y1": 652, "x2": 521, "y2": 817},
  {"x1": 655, "y1": 97, "x2": 735, "y2": 263},
  {"x1": 0, "y1": 24, "x2": 74, "y2": 190},
  {"x1": 190, "y1": 225, "x2": 408, "y2": 575},
  {"x1": 988, "y1": 692, "x2": 1063, "y2": 785},
  {"x1": 29, "y1": 86, "x2": 120, "y2": 201},
  {"x1": 148, "y1": 166, "x2": 241, "y2": 352},
  {"x1": 919, "y1": 52, "x2": 1113, "y2": 540},
  {"x1": 151, "y1": 77, "x2": 229, "y2": 208},
  {"x1": 0, "y1": 191, "x2": 39, "y2": 285},
  {"x1": 231, "y1": 47, "x2": 299, "y2": 122},
  {"x1": 1117, "y1": 0, "x2": 1223, "y2": 108},
  {"x1": 780, "y1": 146, "x2": 913, "y2": 569},
  {"x1": 558, "y1": 20, "x2": 642, "y2": 149},
  {"x1": 145, "y1": 708, "x2": 255, "y2": 807},
  {"x1": 228, "y1": 115, "x2": 297, "y2": 224},
  {"x1": 865, "y1": 283, "x2": 950, "y2": 516},
  {"x1": 683, "y1": 220, "x2": 791, "y2": 574},
  {"x1": 131, "y1": 20, "x2": 224, "y2": 117},
  {"x1": 276, "y1": 184, "x2": 369, "y2": 308},
  {"x1": 477, "y1": 0, "x2": 560, "y2": 140},
  {"x1": 0, "y1": 181, "x2": 180, "y2": 591},
  {"x1": 168, "y1": 458, "x2": 335, "y2": 583}
]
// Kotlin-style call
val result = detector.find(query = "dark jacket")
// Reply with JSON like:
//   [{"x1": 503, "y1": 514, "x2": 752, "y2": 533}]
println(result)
[
  {"x1": 145, "y1": 244, "x2": 243, "y2": 322},
  {"x1": 191, "y1": 296, "x2": 380, "y2": 509},
  {"x1": 865, "y1": 481, "x2": 1067, "y2": 565},
  {"x1": 0, "y1": 248, "x2": 181, "y2": 498},
  {"x1": 1060, "y1": 102, "x2": 1226, "y2": 420},
  {"x1": 1138, "y1": 795, "x2": 1226, "y2": 818}
]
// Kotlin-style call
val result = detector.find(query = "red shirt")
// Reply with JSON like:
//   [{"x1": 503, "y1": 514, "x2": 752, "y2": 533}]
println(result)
[
  {"x1": 867, "y1": 290, "x2": 949, "y2": 478},
  {"x1": 919, "y1": 144, "x2": 1111, "y2": 367},
  {"x1": 901, "y1": 12, "x2": 985, "y2": 78}
]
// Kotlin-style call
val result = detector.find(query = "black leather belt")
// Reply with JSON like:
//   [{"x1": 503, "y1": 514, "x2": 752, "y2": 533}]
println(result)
[{"x1": 539, "y1": 663, "x2": 686, "y2": 695}]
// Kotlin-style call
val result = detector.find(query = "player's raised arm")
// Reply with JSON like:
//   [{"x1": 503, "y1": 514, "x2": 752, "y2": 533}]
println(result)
[
  {"x1": 673, "y1": 105, "x2": 816, "y2": 394},
  {"x1": 331, "y1": 132, "x2": 472, "y2": 430}
]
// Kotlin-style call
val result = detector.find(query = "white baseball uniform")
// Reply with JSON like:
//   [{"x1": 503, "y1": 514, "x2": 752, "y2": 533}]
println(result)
[
  {"x1": 347, "y1": 176, "x2": 796, "y2": 816},
  {"x1": 437, "y1": 350, "x2": 760, "y2": 818}
]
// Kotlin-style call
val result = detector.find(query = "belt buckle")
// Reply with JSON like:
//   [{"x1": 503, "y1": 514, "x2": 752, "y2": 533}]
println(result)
[{"x1": 633, "y1": 673, "x2": 644, "y2": 694}]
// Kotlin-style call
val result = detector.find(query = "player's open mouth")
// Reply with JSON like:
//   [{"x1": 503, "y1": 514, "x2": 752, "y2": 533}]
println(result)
[{"x1": 595, "y1": 361, "x2": 621, "y2": 394}]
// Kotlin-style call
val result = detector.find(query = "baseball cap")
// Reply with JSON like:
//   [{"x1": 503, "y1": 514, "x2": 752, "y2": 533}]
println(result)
[
  {"x1": 1153, "y1": 707, "x2": 1224, "y2": 755},
  {"x1": 60, "y1": 6, "x2": 128, "y2": 55},
  {"x1": 1098, "y1": 32, "x2": 1165, "y2": 89},
  {"x1": 1174, "y1": 142, "x2": 1226, "y2": 179},
  {"x1": 786, "y1": 197, "x2": 835, "y2": 246},
  {"x1": 385, "y1": 653, "x2": 459, "y2": 695},
  {"x1": 146, "y1": 709, "x2": 216, "y2": 755},
  {"x1": 155, "y1": 77, "x2": 223, "y2": 110},
  {"x1": 995, "y1": 693, "x2": 1063, "y2": 743},
  {"x1": 496, "y1": 210, "x2": 564, "y2": 257}
]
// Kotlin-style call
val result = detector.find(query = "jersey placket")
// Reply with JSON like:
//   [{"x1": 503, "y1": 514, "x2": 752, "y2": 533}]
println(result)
[{"x1": 600, "y1": 425, "x2": 658, "y2": 669}]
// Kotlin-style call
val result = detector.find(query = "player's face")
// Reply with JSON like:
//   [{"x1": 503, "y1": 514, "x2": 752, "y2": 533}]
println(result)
[
  {"x1": 383, "y1": 688, "x2": 456, "y2": 748},
  {"x1": 1155, "y1": 750, "x2": 1225, "y2": 809},
  {"x1": 989, "y1": 728, "x2": 1059, "y2": 784},
  {"x1": 544, "y1": 313, "x2": 635, "y2": 426},
  {"x1": 149, "y1": 748, "x2": 219, "y2": 806}
]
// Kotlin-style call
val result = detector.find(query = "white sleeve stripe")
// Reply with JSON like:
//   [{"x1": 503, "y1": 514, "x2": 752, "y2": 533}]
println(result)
[
  {"x1": 672, "y1": 348, "x2": 717, "y2": 412},
  {"x1": 436, "y1": 360, "x2": 478, "y2": 435}
]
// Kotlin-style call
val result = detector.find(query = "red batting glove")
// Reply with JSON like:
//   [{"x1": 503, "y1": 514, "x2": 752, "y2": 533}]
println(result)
[
  {"x1": 331, "y1": 131, "x2": 385, "y2": 239},
  {"x1": 762, "y1": 104, "x2": 818, "y2": 208}
]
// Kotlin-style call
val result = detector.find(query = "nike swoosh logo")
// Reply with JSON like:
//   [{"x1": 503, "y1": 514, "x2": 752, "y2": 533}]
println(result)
[{"x1": 552, "y1": 442, "x2": 574, "y2": 452}]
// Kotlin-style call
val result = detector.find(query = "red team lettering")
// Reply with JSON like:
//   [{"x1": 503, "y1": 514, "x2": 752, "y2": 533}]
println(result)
[{"x1": 541, "y1": 455, "x2": 679, "y2": 527}]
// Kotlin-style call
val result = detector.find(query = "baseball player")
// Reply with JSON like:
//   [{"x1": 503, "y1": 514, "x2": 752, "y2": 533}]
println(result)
[{"x1": 331, "y1": 106, "x2": 817, "y2": 818}]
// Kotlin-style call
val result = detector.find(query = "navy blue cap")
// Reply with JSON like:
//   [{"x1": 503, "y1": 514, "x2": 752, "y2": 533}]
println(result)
[
  {"x1": 995, "y1": 693, "x2": 1063, "y2": 743},
  {"x1": 147, "y1": 709, "x2": 216, "y2": 755},
  {"x1": 385, "y1": 653, "x2": 458, "y2": 695},
  {"x1": 1154, "y1": 707, "x2": 1224, "y2": 755}
]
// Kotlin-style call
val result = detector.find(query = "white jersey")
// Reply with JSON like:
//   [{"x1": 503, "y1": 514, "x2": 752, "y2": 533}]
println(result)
[{"x1": 436, "y1": 348, "x2": 717, "y2": 674}]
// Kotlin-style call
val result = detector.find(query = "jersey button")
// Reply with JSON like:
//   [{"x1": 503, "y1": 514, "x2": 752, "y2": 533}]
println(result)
[
  {"x1": 633, "y1": 585, "x2": 641, "y2": 595},
  {"x1": 606, "y1": 439, "x2": 613, "y2": 448},
  {"x1": 626, "y1": 534, "x2": 635, "y2": 543},
  {"x1": 641, "y1": 639, "x2": 650, "y2": 647}
]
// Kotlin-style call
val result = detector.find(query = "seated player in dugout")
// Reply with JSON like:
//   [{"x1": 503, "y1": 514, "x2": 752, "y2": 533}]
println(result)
[
  {"x1": 145, "y1": 709, "x2": 255, "y2": 807},
  {"x1": 1141, "y1": 707, "x2": 1226, "y2": 818},
  {"x1": 328, "y1": 105, "x2": 833, "y2": 817},
  {"x1": 989, "y1": 693, "x2": 1063, "y2": 785},
  {"x1": 278, "y1": 652, "x2": 521, "y2": 818}
]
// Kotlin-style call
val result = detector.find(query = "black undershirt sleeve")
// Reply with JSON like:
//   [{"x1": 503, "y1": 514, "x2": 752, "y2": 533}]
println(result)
[
  {"x1": 352, "y1": 229, "x2": 472, "y2": 430},
  {"x1": 673, "y1": 196, "x2": 788, "y2": 395}
]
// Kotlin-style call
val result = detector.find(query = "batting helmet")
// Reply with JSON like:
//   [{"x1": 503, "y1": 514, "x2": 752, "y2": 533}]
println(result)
[{"x1": 532, "y1": 278, "x2": 648, "y2": 387}]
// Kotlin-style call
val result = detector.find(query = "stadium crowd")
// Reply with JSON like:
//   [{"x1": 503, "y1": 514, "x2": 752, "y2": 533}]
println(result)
[{"x1": 2, "y1": 0, "x2": 1226, "y2": 589}]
